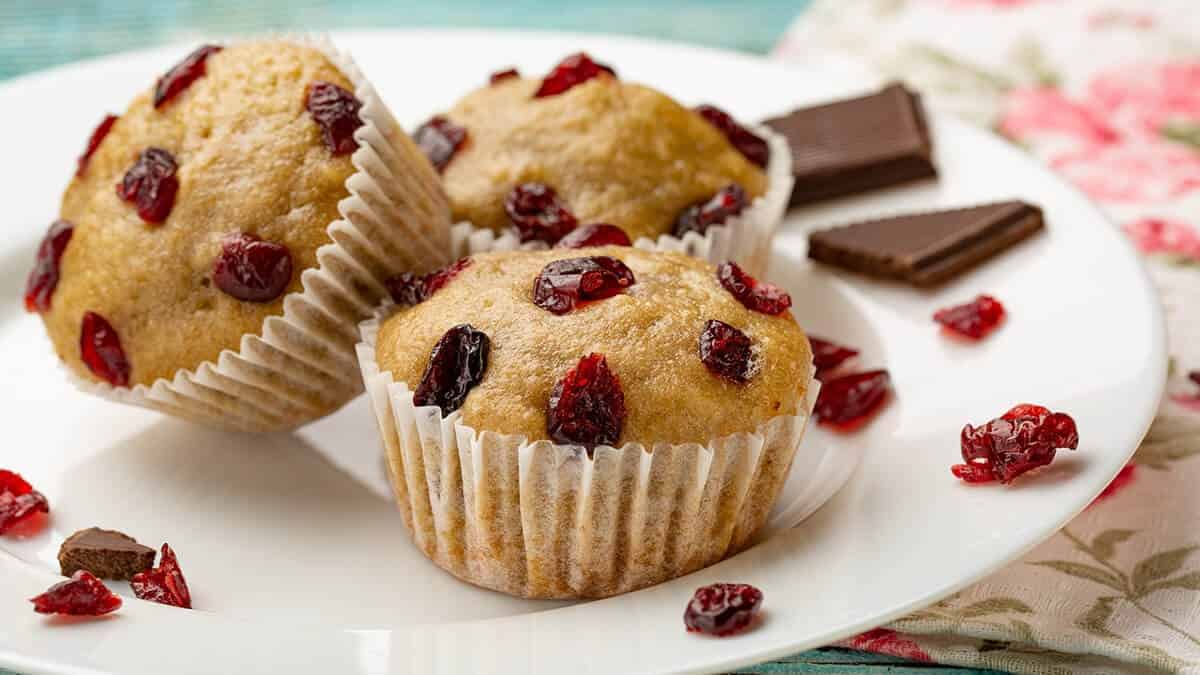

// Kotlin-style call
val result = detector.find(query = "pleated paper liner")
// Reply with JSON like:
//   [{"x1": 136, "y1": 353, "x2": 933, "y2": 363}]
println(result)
[
  {"x1": 447, "y1": 123, "x2": 793, "y2": 275},
  {"x1": 357, "y1": 306, "x2": 821, "y2": 600},
  {"x1": 68, "y1": 35, "x2": 453, "y2": 432}
]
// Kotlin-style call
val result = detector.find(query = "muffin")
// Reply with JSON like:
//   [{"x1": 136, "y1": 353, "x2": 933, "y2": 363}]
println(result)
[
  {"x1": 25, "y1": 38, "x2": 452, "y2": 431},
  {"x1": 413, "y1": 53, "x2": 793, "y2": 273},
  {"x1": 357, "y1": 247, "x2": 816, "y2": 599}
]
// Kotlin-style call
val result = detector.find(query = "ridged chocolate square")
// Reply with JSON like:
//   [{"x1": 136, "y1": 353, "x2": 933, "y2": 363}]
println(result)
[
  {"x1": 807, "y1": 201, "x2": 1044, "y2": 286},
  {"x1": 764, "y1": 83, "x2": 937, "y2": 205}
]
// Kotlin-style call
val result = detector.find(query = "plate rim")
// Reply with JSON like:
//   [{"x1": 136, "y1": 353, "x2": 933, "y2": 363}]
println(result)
[{"x1": 0, "y1": 27, "x2": 1168, "y2": 675}]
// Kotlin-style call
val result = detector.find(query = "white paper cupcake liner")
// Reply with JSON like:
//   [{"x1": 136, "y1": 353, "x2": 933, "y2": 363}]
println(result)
[
  {"x1": 448, "y1": 123, "x2": 793, "y2": 275},
  {"x1": 356, "y1": 308, "x2": 820, "y2": 600},
  {"x1": 67, "y1": 34, "x2": 453, "y2": 432}
]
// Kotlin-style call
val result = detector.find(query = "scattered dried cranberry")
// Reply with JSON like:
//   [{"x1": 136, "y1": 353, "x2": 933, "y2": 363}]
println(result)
[
  {"x1": 211, "y1": 233, "x2": 293, "y2": 303},
  {"x1": 699, "y1": 320, "x2": 754, "y2": 383},
  {"x1": 154, "y1": 45, "x2": 221, "y2": 108},
  {"x1": 934, "y1": 295, "x2": 1006, "y2": 340},
  {"x1": 533, "y1": 256, "x2": 635, "y2": 315},
  {"x1": 695, "y1": 105, "x2": 770, "y2": 168},
  {"x1": 31, "y1": 571, "x2": 122, "y2": 616},
  {"x1": 547, "y1": 353, "x2": 625, "y2": 450},
  {"x1": 413, "y1": 325, "x2": 490, "y2": 416},
  {"x1": 489, "y1": 68, "x2": 520, "y2": 84},
  {"x1": 385, "y1": 257, "x2": 472, "y2": 305},
  {"x1": 131, "y1": 544, "x2": 192, "y2": 609},
  {"x1": 555, "y1": 223, "x2": 632, "y2": 249},
  {"x1": 814, "y1": 370, "x2": 891, "y2": 431},
  {"x1": 80, "y1": 312, "x2": 131, "y2": 387},
  {"x1": 534, "y1": 52, "x2": 616, "y2": 98},
  {"x1": 76, "y1": 114, "x2": 117, "y2": 177},
  {"x1": 0, "y1": 470, "x2": 33, "y2": 496},
  {"x1": 717, "y1": 261, "x2": 791, "y2": 316},
  {"x1": 809, "y1": 336, "x2": 859, "y2": 380},
  {"x1": 953, "y1": 404, "x2": 1079, "y2": 484},
  {"x1": 414, "y1": 115, "x2": 468, "y2": 173},
  {"x1": 673, "y1": 185, "x2": 750, "y2": 239},
  {"x1": 0, "y1": 470, "x2": 49, "y2": 535},
  {"x1": 117, "y1": 147, "x2": 179, "y2": 224},
  {"x1": 505, "y1": 183, "x2": 579, "y2": 244},
  {"x1": 305, "y1": 81, "x2": 364, "y2": 156},
  {"x1": 24, "y1": 220, "x2": 74, "y2": 313},
  {"x1": 1189, "y1": 371, "x2": 1200, "y2": 391},
  {"x1": 684, "y1": 583, "x2": 763, "y2": 637}
]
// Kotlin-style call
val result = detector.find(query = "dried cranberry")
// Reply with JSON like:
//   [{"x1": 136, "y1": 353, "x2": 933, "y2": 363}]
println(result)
[
  {"x1": 814, "y1": 370, "x2": 891, "y2": 431},
  {"x1": 423, "y1": 257, "x2": 472, "y2": 297},
  {"x1": 385, "y1": 257, "x2": 472, "y2": 306},
  {"x1": 0, "y1": 470, "x2": 33, "y2": 496},
  {"x1": 684, "y1": 583, "x2": 763, "y2": 637},
  {"x1": 934, "y1": 295, "x2": 1006, "y2": 340},
  {"x1": 80, "y1": 312, "x2": 131, "y2": 388},
  {"x1": 699, "y1": 320, "x2": 754, "y2": 383},
  {"x1": 1189, "y1": 370, "x2": 1200, "y2": 389},
  {"x1": 211, "y1": 233, "x2": 293, "y2": 303},
  {"x1": 31, "y1": 571, "x2": 122, "y2": 616},
  {"x1": 809, "y1": 336, "x2": 858, "y2": 380},
  {"x1": 547, "y1": 353, "x2": 625, "y2": 449},
  {"x1": 504, "y1": 183, "x2": 579, "y2": 244},
  {"x1": 24, "y1": 220, "x2": 74, "y2": 313},
  {"x1": 414, "y1": 115, "x2": 468, "y2": 173},
  {"x1": 716, "y1": 261, "x2": 792, "y2": 316},
  {"x1": 154, "y1": 45, "x2": 221, "y2": 108},
  {"x1": 954, "y1": 404, "x2": 1079, "y2": 484},
  {"x1": 385, "y1": 272, "x2": 424, "y2": 306},
  {"x1": 413, "y1": 325, "x2": 490, "y2": 416},
  {"x1": 489, "y1": 68, "x2": 520, "y2": 84},
  {"x1": 555, "y1": 223, "x2": 632, "y2": 249},
  {"x1": 674, "y1": 185, "x2": 750, "y2": 239},
  {"x1": 534, "y1": 53, "x2": 616, "y2": 98},
  {"x1": 533, "y1": 256, "x2": 635, "y2": 315},
  {"x1": 695, "y1": 105, "x2": 770, "y2": 168},
  {"x1": 117, "y1": 147, "x2": 179, "y2": 224},
  {"x1": 76, "y1": 114, "x2": 117, "y2": 177},
  {"x1": 131, "y1": 544, "x2": 192, "y2": 608},
  {"x1": 305, "y1": 81, "x2": 364, "y2": 156},
  {"x1": 0, "y1": 470, "x2": 49, "y2": 536}
]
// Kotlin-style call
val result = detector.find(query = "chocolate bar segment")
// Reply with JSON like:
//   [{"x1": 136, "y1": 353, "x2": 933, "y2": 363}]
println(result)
[
  {"x1": 808, "y1": 201, "x2": 1044, "y2": 286},
  {"x1": 764, "y1": 83, "x2": 937, "y2": 205},
  {"x1": 59, "y1": 527, "x2": 157, "y2": 581}
]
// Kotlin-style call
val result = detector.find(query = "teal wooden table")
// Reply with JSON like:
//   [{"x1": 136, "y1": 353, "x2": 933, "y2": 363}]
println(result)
[{"x1": 0, "y1": 2, "x2": 1001, "y2": 673}]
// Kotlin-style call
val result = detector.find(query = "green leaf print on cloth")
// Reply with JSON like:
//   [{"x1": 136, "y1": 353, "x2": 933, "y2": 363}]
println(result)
[{"x1": 777, "y1": 1, "x2": 1200, "y2": 673}]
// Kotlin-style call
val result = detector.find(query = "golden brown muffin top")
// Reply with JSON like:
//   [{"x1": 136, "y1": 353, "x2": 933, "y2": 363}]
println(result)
[
  {"x1": 375, "y1": 247, "x2": 811, "y2": 446},
  {"x1": 439, "y1": 77, "x2": 768, "y2": 242},
  {"x1": 44, "y1": 41, "x2": 358, "y2": 387}
]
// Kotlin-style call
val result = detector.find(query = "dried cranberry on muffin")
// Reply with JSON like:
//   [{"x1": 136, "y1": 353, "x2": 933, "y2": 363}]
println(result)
[
  {"x1": 358, "y1": 247, "x2": 815, "y2": 599},
  {"x1": 412, "y1": 53, "x2": 791, "y2": 269},
  {"x1": 28, "y1": 39, "x2": 451, "y2": 431}
]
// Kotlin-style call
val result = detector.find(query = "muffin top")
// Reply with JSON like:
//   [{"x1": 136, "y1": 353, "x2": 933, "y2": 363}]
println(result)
[
  {"x1": 375, "y1": 247, "x2": 811, "y2": 446},
  {"x1": 40, "y1": 41, "x2": 362, "y2": 387},
  {"x1": 436, "y1": 71, "x2": 768, "y2": 242}
]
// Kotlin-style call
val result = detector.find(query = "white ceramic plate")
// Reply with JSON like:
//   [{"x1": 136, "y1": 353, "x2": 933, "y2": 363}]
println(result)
[{"x1": 0, "y1": 30, "x2": 1165, "y2": 675}]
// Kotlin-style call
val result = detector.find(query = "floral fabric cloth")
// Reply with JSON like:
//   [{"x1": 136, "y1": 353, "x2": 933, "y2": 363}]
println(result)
[{"x1": 775, "y1": 1, "x2": 1200, "y2": 672}]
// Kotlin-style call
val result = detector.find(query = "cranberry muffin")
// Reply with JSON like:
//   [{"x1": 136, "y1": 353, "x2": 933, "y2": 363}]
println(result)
[
  {"x1": 414, "y1": 53, "x2": 792, "y2": 272},
  {"x1": 358, "y1": 247, "x2": 816, "y2": 598},
  {"x1": 26, "y1": 38, "x2": 451, "y2": 431}
]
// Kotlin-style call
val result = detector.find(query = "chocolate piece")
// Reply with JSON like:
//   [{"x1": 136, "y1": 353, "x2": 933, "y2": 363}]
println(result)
[
  {"x1": 764, "y1": 83, "x2": 937, "y2": 205},
  {"x1": 58, "y1": 527, "x2": 157, "y2": 581},
  {"x1": 808, "y1": 201, "x2": 1044, "y2": 286}
]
